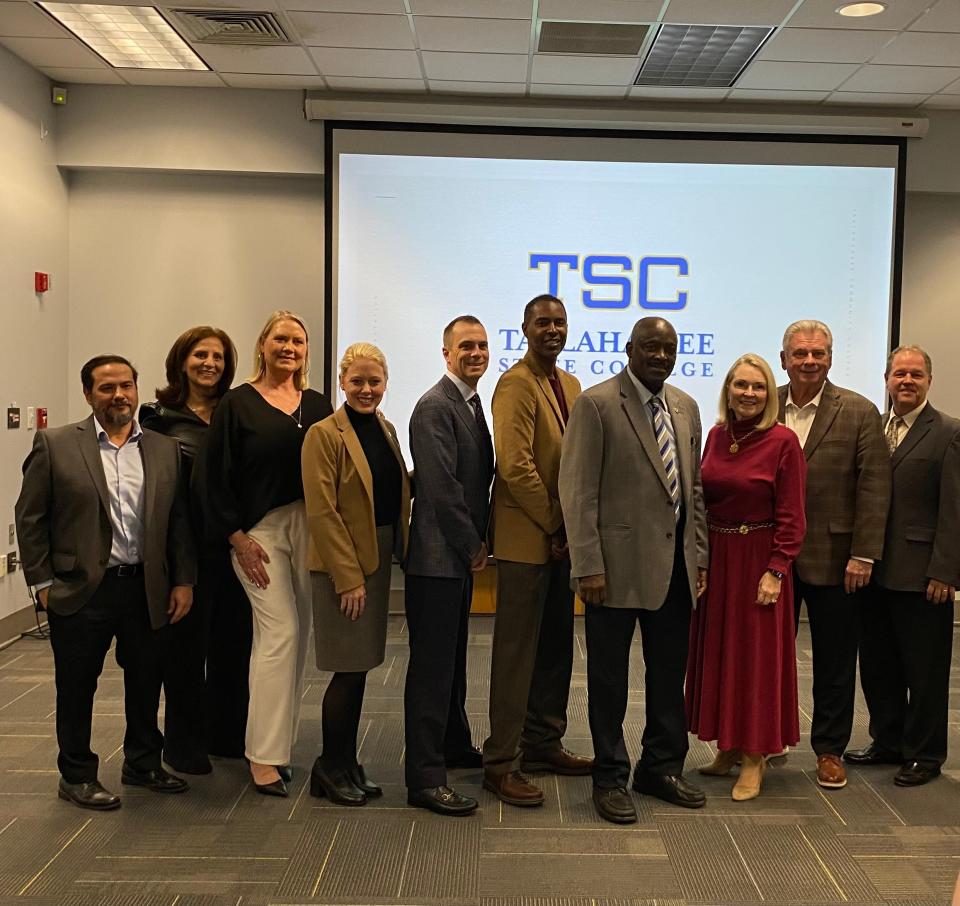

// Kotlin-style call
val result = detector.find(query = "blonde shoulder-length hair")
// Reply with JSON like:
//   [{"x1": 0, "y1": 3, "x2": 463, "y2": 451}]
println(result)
[
  {"x1": 717, "y1": 353, "x2": 779, "y2": 430},
  {"x1": 249, "y1": 310, "x2": 310, "y2": 390}
]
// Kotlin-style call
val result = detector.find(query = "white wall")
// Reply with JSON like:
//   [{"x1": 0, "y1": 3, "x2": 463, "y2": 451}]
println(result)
[
  {"x1": 67, "y1": 170, "x2": 324, "y2": 421},
  {"x1": 0, "y1": 46, "x2": 70, "y2": 626}
]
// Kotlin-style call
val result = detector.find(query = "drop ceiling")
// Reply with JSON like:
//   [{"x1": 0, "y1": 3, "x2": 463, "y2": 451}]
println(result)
[{"x1": 0, "y1": 0, "x2": 958, "y2": 109}]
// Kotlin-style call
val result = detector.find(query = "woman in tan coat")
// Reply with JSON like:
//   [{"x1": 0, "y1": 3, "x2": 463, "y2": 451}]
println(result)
[{"x1": 302, "y1": 343, "x2": 410, "y2": 806}]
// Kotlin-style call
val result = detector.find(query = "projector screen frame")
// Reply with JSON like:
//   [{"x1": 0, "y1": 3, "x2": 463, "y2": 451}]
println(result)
[{"x1": 322, "y1": 119, "x2": 907, "y2": 402}]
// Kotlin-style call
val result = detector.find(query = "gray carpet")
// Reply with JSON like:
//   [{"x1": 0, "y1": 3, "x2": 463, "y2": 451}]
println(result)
[{"x1": 1, "y1": 615, "x2": 958, "y2": 906}]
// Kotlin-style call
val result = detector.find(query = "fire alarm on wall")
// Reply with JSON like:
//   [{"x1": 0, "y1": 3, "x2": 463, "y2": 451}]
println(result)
[
  {"x1": 52, "y1": 86, "x2": 67, "y2": 105},
  {"x1": 35, "y1": 273, "x2": 49, "y2": 293}
]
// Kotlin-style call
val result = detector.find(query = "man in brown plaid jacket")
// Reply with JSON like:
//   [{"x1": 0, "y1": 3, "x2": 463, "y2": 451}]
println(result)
[{"x1": 778, "y1": 320, "x2": 891, "y2": 791}]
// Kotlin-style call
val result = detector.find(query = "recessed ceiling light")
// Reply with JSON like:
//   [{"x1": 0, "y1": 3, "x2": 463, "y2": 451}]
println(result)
[
  {"x1": 38, "y1": 2, "x2": 208, "y2": 69},
  {"x1": 835, "y1": 2, "x2": 887, "y2": 17}
]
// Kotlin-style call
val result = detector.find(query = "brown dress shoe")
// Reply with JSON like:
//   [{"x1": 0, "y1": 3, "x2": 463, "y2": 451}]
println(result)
[
  {"x1": 483, "y1": 770, "x2": 545, "y2": 807},
  {"x1": 522, "y1": 747, "x2": 594, "y2": 776},
  {"x1": 816, "y1": 753, "x2": 847, "y2": 789}
]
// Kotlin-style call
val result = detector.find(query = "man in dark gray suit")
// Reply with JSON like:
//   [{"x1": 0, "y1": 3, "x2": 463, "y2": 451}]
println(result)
[
  {"x1": 846, "y1": 346, "x2": 960, "y2": 786},
  {"x1": 16, "y1": 355, "x2": 196, "y2": 810},
  {"x1": 404, "y1": 315, "x2": 494, "y2": 816}
]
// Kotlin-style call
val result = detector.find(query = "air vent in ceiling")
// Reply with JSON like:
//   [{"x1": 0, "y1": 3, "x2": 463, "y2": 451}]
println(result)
[
  {"x1": 538, "y1": 21, "x2": 651, "y2": 55},
  {"x1": 635, "y1": 24, "x2": 773, "y2": 88},
  {"x1": 168, "y1": 8, "x2": 290, "y2": 45}
]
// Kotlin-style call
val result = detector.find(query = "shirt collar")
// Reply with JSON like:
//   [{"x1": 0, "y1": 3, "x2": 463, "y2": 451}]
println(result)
[
  {"x1": 890, "y1": 397, "x2": 928, "y2": 429},
  {"x1": 625, "y1": 365, "x2": 666, "y2": 409},
  {"x1": 95, "y1": 416, "x2": 142, "y2": 445},
  {"x1": 445, "y1": 371, "x2": 477, "y2": 402},
  {"x1": 786, "y1": 383, "x2": 826, "y2": 411}
]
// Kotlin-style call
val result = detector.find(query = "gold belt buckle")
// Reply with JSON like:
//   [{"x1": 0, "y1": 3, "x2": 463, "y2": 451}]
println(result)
[{"x1": 738, "y1": 524, "x2": 749, "y2": 534}]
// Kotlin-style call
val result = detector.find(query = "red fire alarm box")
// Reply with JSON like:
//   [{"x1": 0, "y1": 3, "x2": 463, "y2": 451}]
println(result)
[
  {"x1": 35, "y1": 273, "x2": 49, "y2": 293},
  {"x1": 37, "y1": 408, "x2": 48, "y2": 430}
]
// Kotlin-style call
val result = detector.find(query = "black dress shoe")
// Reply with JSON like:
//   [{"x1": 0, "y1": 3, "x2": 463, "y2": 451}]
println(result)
[
  {"x1": 255, "y1": 778, "x2": 289, "y2": 798},
  {"x1": 407, "y1": 785, "x2": 478, "y2": 816},
  {"x1": 632, "y1": 771, "x2": 706, "y2": 809},
  {"x1": 277, "y1": 765, "x2": 292, "y2": 783},
  {"x1": 348, "y1": 764, "x2": 383, "y2": 797},
  {"x1": 592, "y1": 786, "x2": 637, "y2": 824},
  {"x1": 163, "y1": 751, "x2": 213, "y2": 775},
  {"x1": 843, "y1": 743, "x2": 902, "y2": 766},
  {"x1": 310, "y1": 760, "x2": 366, "y2": 806},
  {"x1": 121, "y1": 763, "x2": 189, "y2": 794},
  {"x1": 894, "y1": 761, "x2": 941, "y2": 787},
  {"x1": 445, "y1": 746, "x2": 483, "y2": 769},
  {"x1": 58, "y1": 779, "x2": 121, "y2": 811}
]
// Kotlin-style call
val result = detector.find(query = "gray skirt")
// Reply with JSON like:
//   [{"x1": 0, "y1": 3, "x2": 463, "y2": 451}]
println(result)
[{"x1": 311, "y1": 524, "x2": 394, "y2": 673}]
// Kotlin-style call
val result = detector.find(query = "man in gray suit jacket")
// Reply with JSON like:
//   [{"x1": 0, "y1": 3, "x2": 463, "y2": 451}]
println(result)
[
  {"x1": 846, "y1": 346, "x2": 960, "y2": 786},
  {"x1": 16, "y1": 355, "x2": 196, "y2": 810},
  {"x1": 559, "y1": 317, "x2": 708, "y2": 824},
  {"x1": 404, "y1": 316, "x2": 494, "y2": 816}
]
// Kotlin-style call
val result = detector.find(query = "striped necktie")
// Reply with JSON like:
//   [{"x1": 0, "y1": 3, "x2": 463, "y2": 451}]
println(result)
[{"x1": 649, "y1": 397, "x2": 680, "y2": 521}]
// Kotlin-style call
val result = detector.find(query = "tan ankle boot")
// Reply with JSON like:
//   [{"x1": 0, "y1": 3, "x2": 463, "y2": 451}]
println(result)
[
  {"x1": 699, "y1": 748, "x2": 741, "y2": 776},
  {"x1": 732, "y1": 753, "x2": 765, "y2": 801}
]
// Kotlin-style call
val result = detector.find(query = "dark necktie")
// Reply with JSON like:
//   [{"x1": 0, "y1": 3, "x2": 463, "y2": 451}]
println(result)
[{"x1": 469, "y1": 394, "x2": 490, "y2": 436}]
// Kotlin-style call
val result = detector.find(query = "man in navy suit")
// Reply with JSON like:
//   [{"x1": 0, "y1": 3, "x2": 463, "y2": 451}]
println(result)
[{"x1": 403, "y1": 315, "x2": 495, "y2": 816}]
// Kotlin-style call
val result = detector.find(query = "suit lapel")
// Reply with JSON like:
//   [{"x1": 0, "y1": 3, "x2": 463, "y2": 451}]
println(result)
[
  {"x1": 139, "y1": 428, "x2": 157, "y2": 524},
  {"x1": 800, "y1": 383, "x2": 840, "y2": 461},
  {"x1": 892, "y1": 405, "x2": 935, "y2": 469},
  {"x1": 336, "y1": 407, "x2": 374, "y2": 507},
  {"x1": 77, "y1": 416, "x2": 111, "y2": 516},
  {"x1": 441, "y1": 376, "x2": 483, "y2": 445},
  {"x1": 618, "y1": 372, "x2": 671, "y2": 495},
  {"x1": 524, "y1": 354, "x2": 566, "y2": 433},
  {"x1": 777, "y1": 386, "x2": 787, "y2": 423}
]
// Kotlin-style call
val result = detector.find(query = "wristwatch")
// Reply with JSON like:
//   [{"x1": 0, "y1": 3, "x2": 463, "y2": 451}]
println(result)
[{"x1": 768, "y1": 569, "x2": 785, "y2": 580}]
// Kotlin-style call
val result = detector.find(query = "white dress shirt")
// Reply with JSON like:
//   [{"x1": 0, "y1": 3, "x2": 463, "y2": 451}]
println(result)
[
  {"x1": 784, "y1": 383, "x2": 826, "y2": 449},
  {"x1": 446, "y1": 371, "x2": 478, "y2": 403},
  {"x1": 95, "y1": 417, "x2": 146, "y2": 566}
]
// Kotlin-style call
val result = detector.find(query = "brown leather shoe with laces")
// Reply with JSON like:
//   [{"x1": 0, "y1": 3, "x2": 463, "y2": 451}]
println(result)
[
  {"x1": 816, "y1": 753, "x2": 847, "y2": 789},
  {"x1": 483, "y1": 770, "x2": 545, "y2": 806},
  {"x1": 522, "y1": 747, "x2": 594, "y2": 776}
]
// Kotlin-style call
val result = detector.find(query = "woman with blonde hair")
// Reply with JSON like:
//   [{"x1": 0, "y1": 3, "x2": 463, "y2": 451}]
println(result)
[
  {"x1": 194, "y1": 311, "x2": 333, "y2": 796},
  {"x1": 685, "y1": 353, "x2": 807, "y2": 801},
  {"x1": 302, "y1": 342, "x2": 410, "y2": 805}
]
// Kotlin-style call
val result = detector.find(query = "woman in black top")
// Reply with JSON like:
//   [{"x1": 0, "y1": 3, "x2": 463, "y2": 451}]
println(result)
[
  {"x1": 140, "y1": 325, "x2": 249, "y2": 774},
  {"x1": 194, "y1": 310, "x2": 333, "y2": 797}
]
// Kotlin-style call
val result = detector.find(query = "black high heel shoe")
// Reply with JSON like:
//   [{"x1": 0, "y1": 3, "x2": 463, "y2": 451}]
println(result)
[
  {"x1": 309, "y1": 759, "x2": 366, "y2": 806},
  {"x1": 278, "y1": 765, "x2": 292, "y2": 783},
  {"x1": 348, "y1": 763, "x2": 383, "y2": 798}
]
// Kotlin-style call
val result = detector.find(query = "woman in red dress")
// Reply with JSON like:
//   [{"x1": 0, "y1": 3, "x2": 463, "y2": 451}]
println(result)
[{"x1": 686, "y1": 353, "x2": 807, "y2": 801}]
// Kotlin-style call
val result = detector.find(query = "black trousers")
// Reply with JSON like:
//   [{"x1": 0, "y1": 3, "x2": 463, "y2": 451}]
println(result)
[
  {"x1": 163, "y1": 553, "x2": 252, "y2": 762},
  {"x1": 48, "y1": 573, "x2": 167, "y2": 784},
  {"x1": 793, "y1": 575, "x2": 860, "y2": 756},
  {"x1": 483, "y1": 558, "x2": 574, "y2": 775},
  {"x1": 859, "y1": 584, "x2": 954, "y2": 767},
  {"x1": 585, "y1": 545, "x2": 692, "y2": 788},
  {"x1": 403, "y1": 573, "x2": 474, "y2": 789}
]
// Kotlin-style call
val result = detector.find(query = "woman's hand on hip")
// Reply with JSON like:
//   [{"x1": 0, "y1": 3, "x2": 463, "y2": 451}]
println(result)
[{"x1": 340, "y1": 584, "x2": 366, "y2": 621}]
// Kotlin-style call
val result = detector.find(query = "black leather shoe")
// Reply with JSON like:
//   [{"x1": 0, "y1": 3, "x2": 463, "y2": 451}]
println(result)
[
  {"x1": 592, "y1": 786, "x2": 637, "y2": 824},
  {"x1": 407, "y1": 785, "x2": 478, "y2": 816},
  {"x1": 255, "y1": 778, "x2": 289, "y2": 797},
  {"x1": 445, "y1": 746, "x2": 483, "y2": 769},
  {"x1": 844, "y1": 744, "x2": 902, "y2": 766},
  {"x1": 121, "y1": 763, "x2": 188, "y2": 794},
  {"x1": 277, "y1": 765, "x2": 292, "y2": 783},
  {"x1": 58, "y1": 778, "x2": 121, "y2": 811},
  {"x1": 632, "y1": 771, "x2": 705, "y2": 809},
  {"x1": 348, "y1": 764, "x2": 382, "y2": 797},
  {"x1": 163, "y1": 751, "x2": 213, "y2": 775},
  {"x1": 894, "y1": 761, "x2": 941, "y2": 787},
  {"x1": 310, "y1": 760, "x2": 366, "y2": 806}
]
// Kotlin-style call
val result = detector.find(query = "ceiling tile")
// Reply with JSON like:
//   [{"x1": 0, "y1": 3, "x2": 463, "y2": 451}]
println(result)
[
  {"x1": 198, "y1": 44, "x2": 318, "y2": 74},
  {"x1": 0, "y1": 35, "x2": 104, "y2": 67},
  {"x1": 282, "y1": 0, "x2": 405, "y2": 11},
  {"x1": 841, "y1": 63, "x2": 960, "y2": 92},
  {"x1": 429, "y1": 79, "x2": 525, "y2": 93},
  {"x1": 756, "y1": 27, "x2": 893, "y2": 63},
  {"x1": 309, "y1": 46, "x2": 421, "y2": 77},
  {"x1": 410, "y1": 0, "x2": 532, "y2": 16},
  {"x1": 663, "y1": 0, "x2": 796, "y2": 26},
  {"x1": 220, "y1": 72, "x2": 328, "y2": 86},
  {"x1": 736, "y1": 60, "x2": 859, "y2": 90},
  {"x1": 871, "y1": 32, "x2": 960, "y2": 65},
  {"x1": 421, "y1": 50, "x2": 527, "y2": 80},
  {"x1": 727, "y1": 87, "x2": 829, "y2": 101},
  {"x1": 286, "y1": 12, "x2": 414, "y2": 48},
  {"x1": 118, "y1": 69, "x2": 227, "y2": 86},
  {"x1": 826, "y1": 91, "x2": 927, "y2": 105},
  {"x1": 786, "y1": 0, "x2": 934, "y2": 30},
  {"x1": 921, "y1": 93, "x2": 960, "y2": 107},
  {"x1": 538, "y1": 0, "x2": 661, "y2": 24},
  {"x1": 531, "y1": 54, "x2": 638, "y2": 84},
  {"x1": 40, "y1": 65, "x2": 124, "y2": 83},
  {"x1": 325, "y1": 75, "x2": 424, "y2": 90},
  {"x1": 530, "y1": 82, "x2": 628, "y2": 96},
  {"x1": 0, "y1": 2, "x2": 69, "y2": 38},
  {"x1": 414, "y1": 16, "x2": 530, "y2": 52},
  {"x1": 629, "y1": 85, "x2": 729, "y2": 99},
  {"x1": 909, "y1": 0, "x2": 960, "y2": 33}
]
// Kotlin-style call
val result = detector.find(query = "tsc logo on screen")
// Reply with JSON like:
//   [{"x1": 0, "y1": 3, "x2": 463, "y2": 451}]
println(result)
[{"x1": 530, "y1": 253, "x2": 689, "y2": 310}]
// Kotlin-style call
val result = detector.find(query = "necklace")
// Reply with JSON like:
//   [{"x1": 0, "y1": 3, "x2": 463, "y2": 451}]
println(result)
[
  {"x1": 291, "y1": 398, "x2": 303, "y2": 429},
  {"x1": 727, "y1": 421, "x2": 760, "y2": 454}
]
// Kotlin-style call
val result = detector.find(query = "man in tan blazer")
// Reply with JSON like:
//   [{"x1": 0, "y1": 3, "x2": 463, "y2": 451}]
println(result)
[
  {"x1": 777, "y1": 319, "x2": 890, "y2": 790},
  {"x1": 483, "y1": 294, "x2": 593, "y2": 807},
  {"x1": 560, "y1": 317, "x2": 708, "y2": 823}
]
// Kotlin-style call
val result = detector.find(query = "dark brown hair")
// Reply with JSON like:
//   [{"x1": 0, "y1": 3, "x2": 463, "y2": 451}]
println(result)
[
  {"x1": 156, "y1": 326, "x2": 237, "y2": 408},
  {"x1": 81, "y1": 355, "x2": 138, "y2": 392}
]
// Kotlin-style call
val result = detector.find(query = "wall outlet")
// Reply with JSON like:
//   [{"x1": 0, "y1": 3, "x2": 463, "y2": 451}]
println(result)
[
  {"x1": 0, "y1": 555, "x2": 6, "y2": 578},
  {"x1": 5, "y1": 552, "x2": 17, "y2": 573}
]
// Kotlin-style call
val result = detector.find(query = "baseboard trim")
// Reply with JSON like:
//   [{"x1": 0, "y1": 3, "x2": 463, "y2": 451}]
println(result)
[{"x1": 0, "y1": 604, "x2": 47, "y2": 651}]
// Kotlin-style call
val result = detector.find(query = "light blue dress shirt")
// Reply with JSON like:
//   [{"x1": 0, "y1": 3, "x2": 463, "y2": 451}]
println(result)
[
  {"x1": 624, "y1": 366, "x2": 683, "y2": 498},
  {"x1": 95, "y1": 417, "x2": 146, "y2": 567}
]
